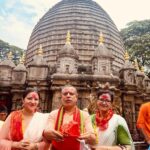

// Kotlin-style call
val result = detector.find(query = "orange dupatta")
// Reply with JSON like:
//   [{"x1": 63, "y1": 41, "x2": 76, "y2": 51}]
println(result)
[
  {"x1": 10, "y1": 110, "x2": 23, "y2": 141},
  {"x1": 52, "y1": 106, "x2": 84, "y2": 150}
]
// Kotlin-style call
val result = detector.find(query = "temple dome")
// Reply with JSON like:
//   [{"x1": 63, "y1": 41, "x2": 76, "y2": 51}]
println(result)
[
  {"x1": 1, "y1": 59, "x2": 15, "y2": 68},
  {"x1": 58, "y1": 42, "x2": 78, "y2": 59},
  {"x1": 26, "y1": 0, "x2": 125, "y2": 71},
  {"x1": 93, "y1": 42, "x2": 113, "y2": 59},
  {"x1": 14, "y1": 63, "x2": 26, "y2": 71}
]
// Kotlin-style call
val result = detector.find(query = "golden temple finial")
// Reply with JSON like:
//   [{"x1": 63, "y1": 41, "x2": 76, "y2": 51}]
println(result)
[
  {"x1": 7, "y1": 51, "x2": 13, "y2": 60},
  {"x1": 99, "y1": 32, "x2": 104, "y2": 44},
  {"x1": 20, "y1": 53, "x2": 25, "y2": 64},
  {"x1": 66, "y1": 30, "x2": 71, "y2": 44},
  {"x1": 124, "y1": 51, "x2": 129, "y2": 60},
  {"x1": 37, "y1": 44, "x2": 43, "y2": 55},
  {"x1": 141, "y1": 66, "x2": 145, "y2": 73},
  {"x1": 19, "y1": 58, "x2": 22, "y2": 64},
  {"x1": 134, "y1": 58, "x2": 139, "y2": 71}
]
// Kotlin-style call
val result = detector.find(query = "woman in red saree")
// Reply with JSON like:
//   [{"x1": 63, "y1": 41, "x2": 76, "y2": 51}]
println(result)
[{"x1": 0, "y1": 88, "x2": 50, "y2": 150}]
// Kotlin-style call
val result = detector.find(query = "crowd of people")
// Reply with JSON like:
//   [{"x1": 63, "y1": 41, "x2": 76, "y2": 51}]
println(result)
[{"x1": 0, "y1": 83, "x2": 148, "y2": 150}]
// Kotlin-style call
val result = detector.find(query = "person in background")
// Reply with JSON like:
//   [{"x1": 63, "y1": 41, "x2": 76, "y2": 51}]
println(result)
[
  {"x1": 90, "y1": 83, "x2": 134, "y2": 150},
  {"x1": 137, "y1": 101, "x2": 150, "y2": 149},
  {"x1": 0, "y1": 105, "x2": 8, "y2": 129},
  {"x1": 0, "y1": 88, "x2": 50, "y2": 150},
  {"x1": 43, "y1": 85, "x2": 96, "y2": 150}
]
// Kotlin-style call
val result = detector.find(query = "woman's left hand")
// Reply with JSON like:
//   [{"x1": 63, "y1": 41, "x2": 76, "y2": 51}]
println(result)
[
  {"x1": 78, "y1": 132, "x2": 96, "y2": 144},
  {"x1": 26, "y1": 143, "x2": 38, "y2": 150}
]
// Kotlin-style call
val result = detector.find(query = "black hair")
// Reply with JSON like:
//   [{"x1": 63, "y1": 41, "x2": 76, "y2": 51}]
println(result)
[
  {"x1": 23, "y1": 87, "x2": 40, "y2": 99},
  {"x1": 0, "y1": 105, "x2": 8, "y2": 113}
]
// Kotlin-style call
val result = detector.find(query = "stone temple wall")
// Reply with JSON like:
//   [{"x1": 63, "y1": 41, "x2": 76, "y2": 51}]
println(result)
[{"x1": 0, "y1": 51, "x2": 150, "y2": 143}]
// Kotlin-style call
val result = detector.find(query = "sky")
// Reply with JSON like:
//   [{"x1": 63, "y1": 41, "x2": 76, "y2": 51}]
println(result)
[{"x1": 0, "y1": 0, "x2": 149, "y2": 49}]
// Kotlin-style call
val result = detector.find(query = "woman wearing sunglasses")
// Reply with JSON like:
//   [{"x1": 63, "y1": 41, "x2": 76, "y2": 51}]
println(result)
[{"x1": 91, "y1": 84, "x2": 134, "y2": 150}]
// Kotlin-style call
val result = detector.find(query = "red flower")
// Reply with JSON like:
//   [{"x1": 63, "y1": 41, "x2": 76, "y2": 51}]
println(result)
[{"x1": 60, "y1": 121, "x2": 80, "y2": 136}]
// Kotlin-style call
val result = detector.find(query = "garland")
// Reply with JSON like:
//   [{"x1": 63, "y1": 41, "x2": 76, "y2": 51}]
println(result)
[
  {"x1": 52, "y1": 106, "x2": 84, "y2": 150},
  {"x1": 55, "y1": 106, "x2": 84, "y2": 134}
]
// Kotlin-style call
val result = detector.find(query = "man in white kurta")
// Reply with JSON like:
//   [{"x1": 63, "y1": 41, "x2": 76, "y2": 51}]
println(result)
[{"x1": 43, "y1": 85, "x2": 96, "y2": 150}]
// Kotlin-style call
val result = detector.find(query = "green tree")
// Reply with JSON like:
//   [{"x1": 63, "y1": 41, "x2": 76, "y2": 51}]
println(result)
[
  {"x1": 120, "y1": 20, "x2": 150, "y2": 74},
  {"x1": 0, "y1": 39, "x2": 24, "y2": 64}
]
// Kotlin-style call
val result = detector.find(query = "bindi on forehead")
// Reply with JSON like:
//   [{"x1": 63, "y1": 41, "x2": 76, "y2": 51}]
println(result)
[
  {"x1": 99, "y1": 94, "x2": 111, "y2": 101},
  {"x1": 31, "y1": 92, "x2": 39, "y2": 99}
]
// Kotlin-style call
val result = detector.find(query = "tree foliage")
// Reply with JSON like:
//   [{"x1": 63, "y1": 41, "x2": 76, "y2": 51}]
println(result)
[
  {"x1": 0, "y1": 39, "x2": 24, "y2": 64},
  {"x1": 120, "y1": 20, "x2": 150, "y2": 74}
]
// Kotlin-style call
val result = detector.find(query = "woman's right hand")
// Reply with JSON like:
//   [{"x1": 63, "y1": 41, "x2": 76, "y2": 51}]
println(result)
[{"x1": 43, "y1": 129, "x2": 63, "y2": 141}]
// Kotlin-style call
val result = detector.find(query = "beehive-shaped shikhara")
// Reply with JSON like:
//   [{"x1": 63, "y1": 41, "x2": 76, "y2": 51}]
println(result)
[{"x1": 26, "y1": 0, "x2": 125, "y2": 71}]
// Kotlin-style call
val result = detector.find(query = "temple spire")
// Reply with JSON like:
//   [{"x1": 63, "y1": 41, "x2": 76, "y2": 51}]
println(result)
[
  {"x1": 37, "y1": 44, "x2": 43, "y2": 55},
  {"x1": 7, "y1": 51, "x2": 13, "y2": 60},
  {"x1": 141, "y1": 66, "x2": 145, "y2": 73},
  {"x1": 20, "y1": 53, "x2": 25, "y2": 64},
  {"x1": 124, "y1": 51, "x2": 129, "y2": 60},
  {"x1": 134, "y1": 58, "x2": 140, "y2": 71},
  {"x1": 66, "y1": 30, "x2": 71, "y2": 44},
  {"x1": 99, "y1": 32, "x2": 104, "y2": 44}
]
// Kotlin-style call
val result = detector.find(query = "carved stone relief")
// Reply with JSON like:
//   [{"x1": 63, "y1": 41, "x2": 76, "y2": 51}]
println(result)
[{"x1": 124, "y1": 70, "x2": 135, "y2": 84}]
